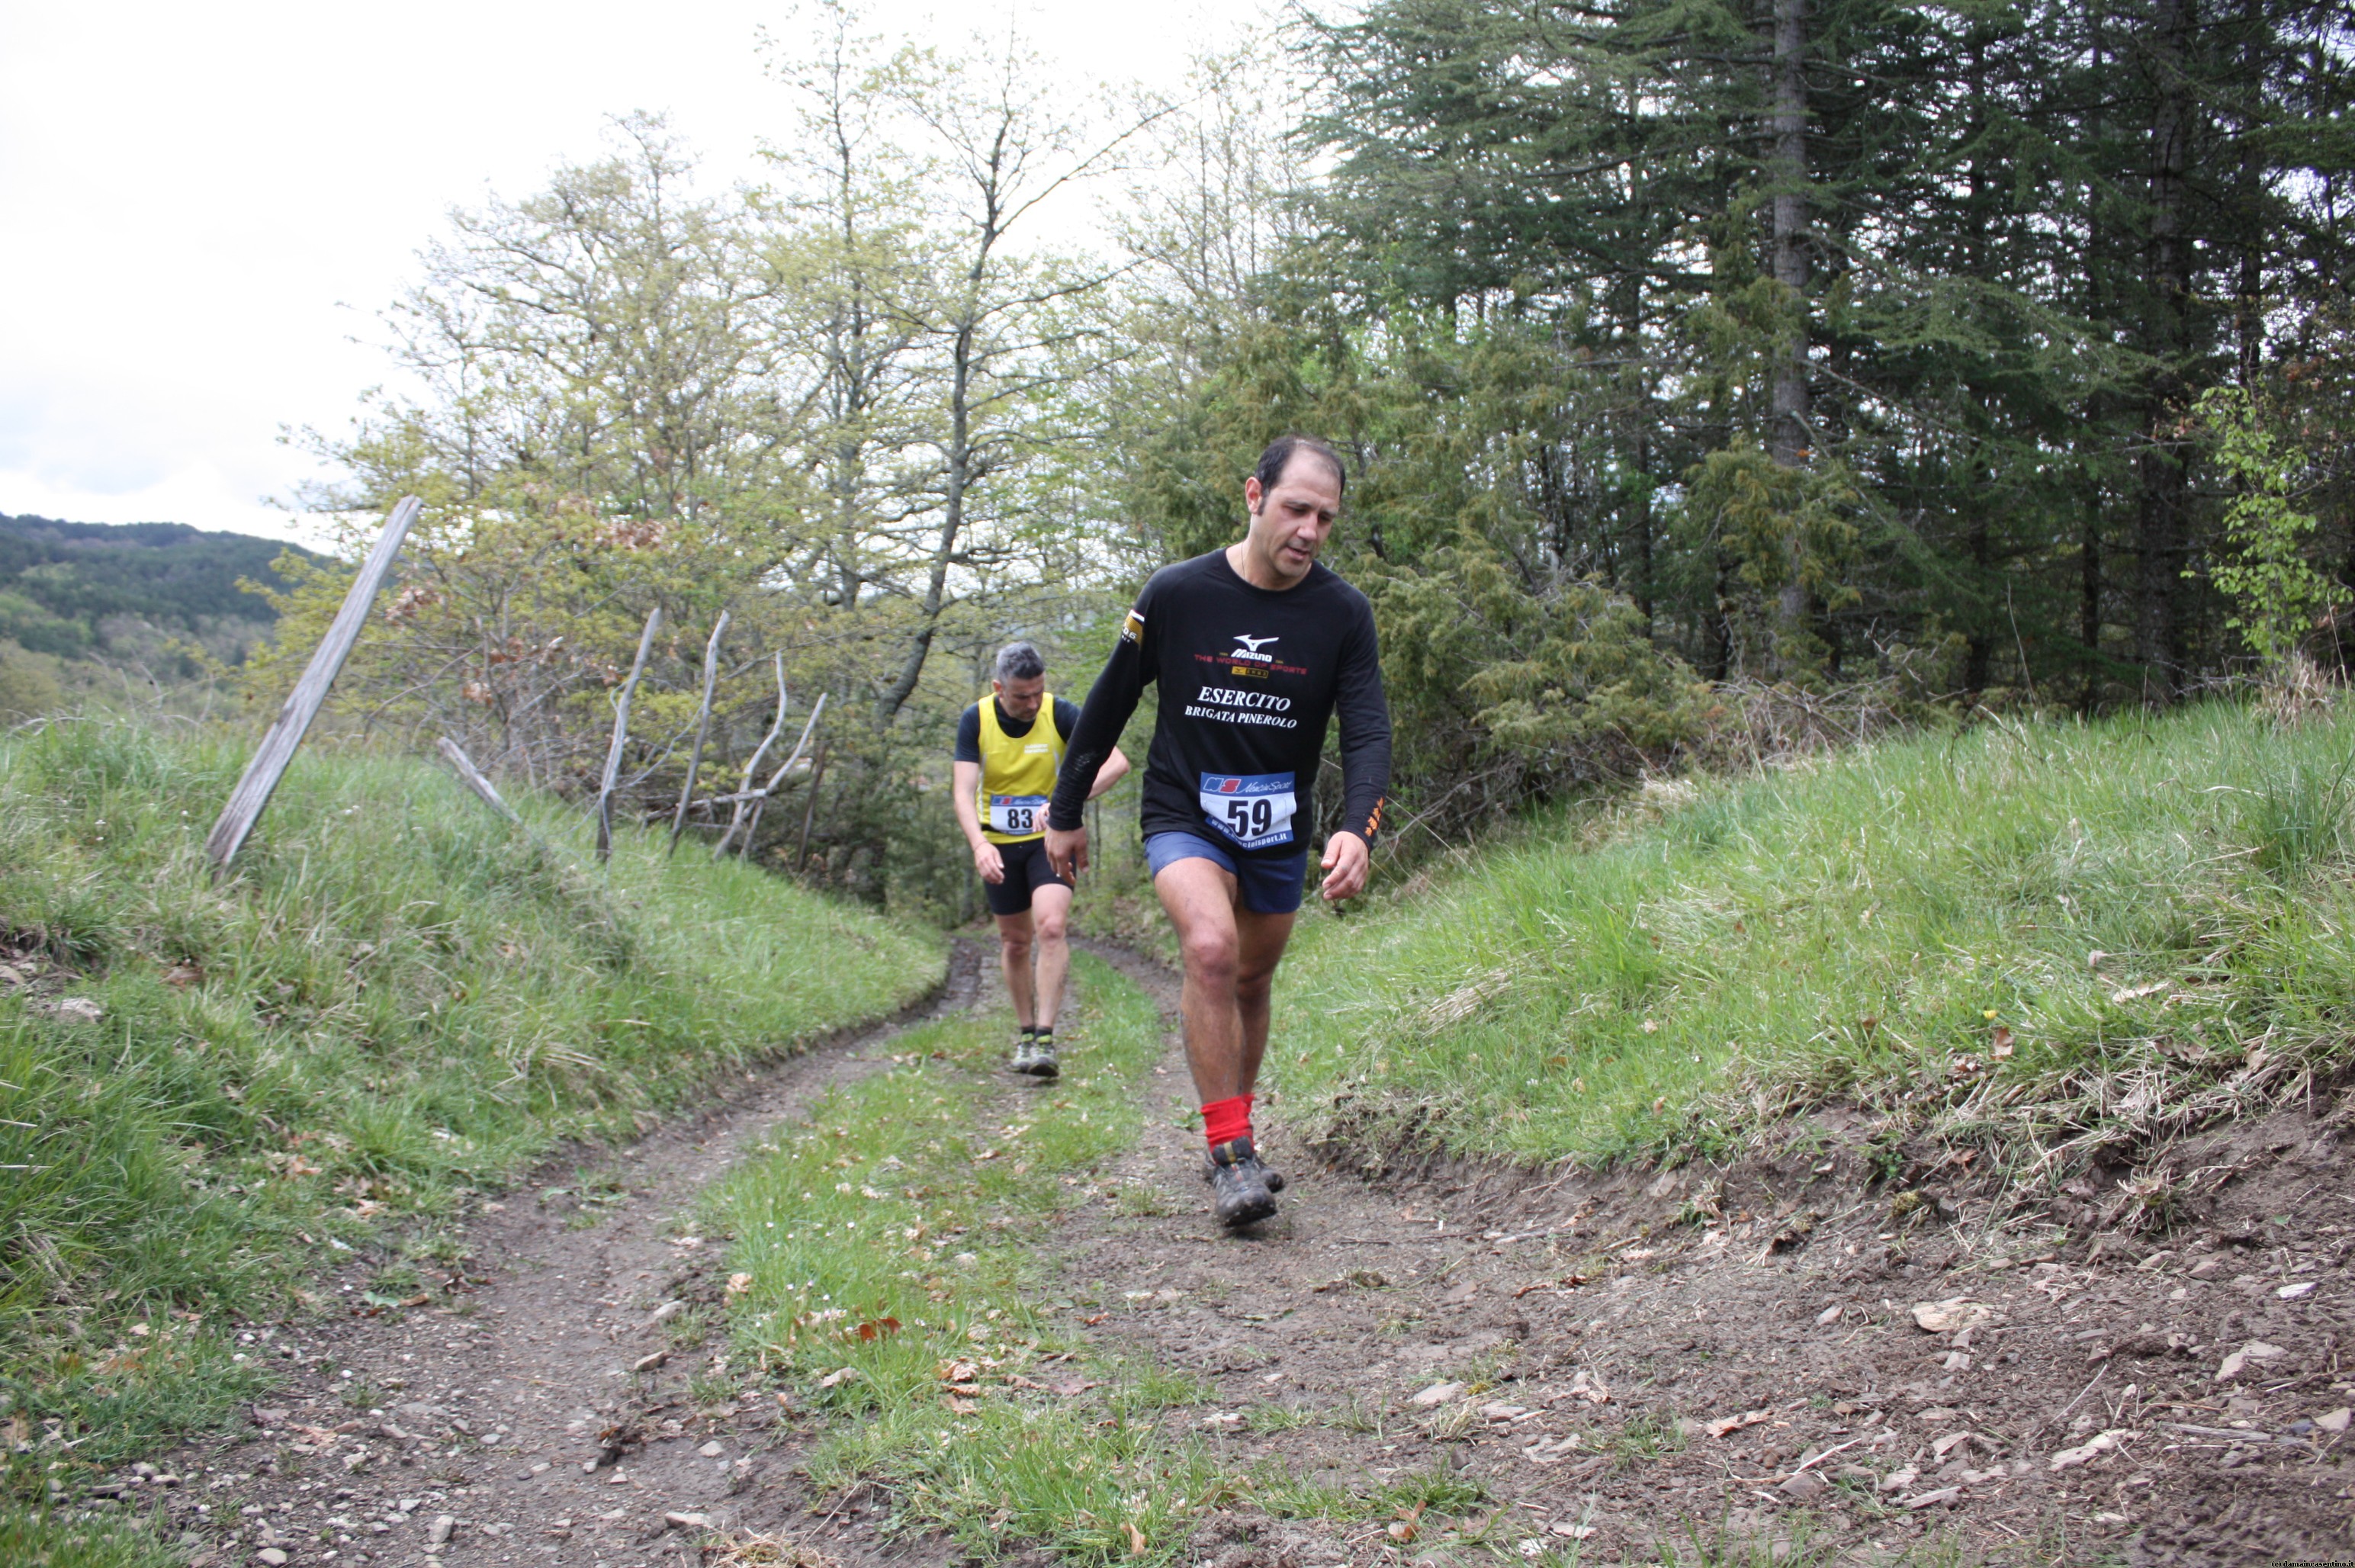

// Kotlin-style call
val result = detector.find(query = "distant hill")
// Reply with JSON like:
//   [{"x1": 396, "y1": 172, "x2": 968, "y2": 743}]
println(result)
[{"x1": 0, "y1": 512, "x2": 321, "y2": 658}]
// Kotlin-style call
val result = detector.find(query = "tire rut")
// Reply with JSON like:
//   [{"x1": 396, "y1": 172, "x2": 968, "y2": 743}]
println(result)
[{"x1": 146, "y1": 941, "x2": 987, "y2": 1568}]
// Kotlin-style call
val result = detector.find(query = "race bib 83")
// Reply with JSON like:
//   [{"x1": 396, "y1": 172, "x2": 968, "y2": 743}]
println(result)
[
  {"x1": 1198, "y1": 772, "x2": 1296, "y2": 850},
  {"x1": 988, "y1": 795, "x2": 1048, "y2": 835}
]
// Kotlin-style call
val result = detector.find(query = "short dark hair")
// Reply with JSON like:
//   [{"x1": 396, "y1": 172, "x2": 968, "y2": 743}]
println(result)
[
  {"x1": 1255, "y1": 435, "x2": 1347, "y2": 500},
  {"x1": 993, "y1": 641, "x2": 1046, "y2": 683}
]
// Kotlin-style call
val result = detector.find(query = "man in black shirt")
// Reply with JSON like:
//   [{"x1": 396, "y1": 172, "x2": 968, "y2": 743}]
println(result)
[
  {"x1": 954, "y1": 641, "x2": 1129, "y2": 1078},
  {"x1": 1046, "y1": 435, "x2": 1391, "y2": 1226}
]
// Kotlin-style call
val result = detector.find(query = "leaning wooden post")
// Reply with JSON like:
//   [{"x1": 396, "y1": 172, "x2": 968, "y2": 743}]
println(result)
[
  {"x1": 435, "y1": 736, "x2": 522, "y2": 824},
  {"x1": 738, "y1": 691, "x2": 826, "y2": 863},
  {"x1": 667, "y1": 611, "x2": 729, "y2": 855},
  {"x1": 793, "y1": 735, "x2": 830, "y2": 875},
  {"x1": 205, "y1": 496, "x2": 422, "y2": 871},
  {"x1": 594, "y1": 607, "x2": 663, "y2": 864},
  {"x1": 715, "y1": 655, "x2": 787, "y2": 860}
]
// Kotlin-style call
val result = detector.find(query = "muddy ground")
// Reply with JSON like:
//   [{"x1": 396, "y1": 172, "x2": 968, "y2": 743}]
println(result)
[
  {"x1": 1063, "y1": 949, "x2": 2355, "y2": 1568},
  {"x1": 90, "y1": 942, "x2": 2355, "y2": 1567}
]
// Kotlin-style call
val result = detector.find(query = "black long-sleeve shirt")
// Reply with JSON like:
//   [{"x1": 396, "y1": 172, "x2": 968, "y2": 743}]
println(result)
[{"x1": 1049, "y1": 548, "x2": 1390, "y2": 856}]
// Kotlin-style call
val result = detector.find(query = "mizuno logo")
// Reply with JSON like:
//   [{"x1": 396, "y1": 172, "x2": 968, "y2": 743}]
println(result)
[{"x1": 1234, "y1": 635, "x2": 1277, "y2": 654}]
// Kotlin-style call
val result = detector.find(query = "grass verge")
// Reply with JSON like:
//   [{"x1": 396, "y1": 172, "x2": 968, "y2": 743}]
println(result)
[
  {"x1": 0, "y1": 718, "x2": 942, "y2": 1524},
  {"x1": 712, "y1": 953, "x2": 1489, "y2": 1563},
  {"x1": 713, "y1": 951, "x2": 1221, "y2": 1562},
  {"x1": 0, "y1": 1508, "x2": 181, "y2": 1568},
  {"x1": 1276, "y1": 699, "x2": 2355, "y2": 1202}
]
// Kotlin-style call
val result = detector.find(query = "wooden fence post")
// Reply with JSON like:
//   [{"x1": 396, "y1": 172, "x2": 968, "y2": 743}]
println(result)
[
  {"x1": 205, "y1": 496, "x2": 422, "y2": 871},
  {"x1": 716, "y1": 656, "x2": 787, "y2": 858},
  {"x1": 793, "y1": 734, "x2": 830, "y2": 876},
  {"x1": 595, "y1": 607, "x2": 662, "y2": 864},
  {"x1": 721, "y1": 692, "x2": 826, "y2": 863},
  {"x1": 435, "y1": 736, "x2": 522, "y2": 824},
  {"x1": 668, "y1": 611, "x2": 729, "y2": 855}
]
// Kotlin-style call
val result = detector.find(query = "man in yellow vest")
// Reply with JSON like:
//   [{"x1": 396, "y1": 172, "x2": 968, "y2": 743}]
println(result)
[{"x1": 953, "y1": 641, "x2": 1129, "y2": 1077}]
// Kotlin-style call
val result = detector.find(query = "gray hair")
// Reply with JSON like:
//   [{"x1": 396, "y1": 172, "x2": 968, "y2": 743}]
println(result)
[{"x1": 993, "y1": 641, "x2": 1046, "y2": 683}]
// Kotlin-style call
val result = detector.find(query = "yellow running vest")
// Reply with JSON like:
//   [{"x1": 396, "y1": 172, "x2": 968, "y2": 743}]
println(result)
[{"x1": 975, "y1": 694, "x2": 1064, "y2": 844}]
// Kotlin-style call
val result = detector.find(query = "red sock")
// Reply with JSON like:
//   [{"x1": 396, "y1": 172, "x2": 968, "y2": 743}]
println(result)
[{"x1": 1202, "y1": 1094, "x2": 1252, "y2": 1149}]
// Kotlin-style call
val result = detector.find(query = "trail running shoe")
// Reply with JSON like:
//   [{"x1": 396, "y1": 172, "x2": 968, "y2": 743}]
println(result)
[
  {"x1": 1204, "y1": 1136, "x2": 1280, "y2": 1227},
  {"x1": 1023, "y1": 1040, "x2": 1059, "y2": 1079},
  {"x1": 1009, "y1": 1033, "x2": 1039, "y2": 1074}
]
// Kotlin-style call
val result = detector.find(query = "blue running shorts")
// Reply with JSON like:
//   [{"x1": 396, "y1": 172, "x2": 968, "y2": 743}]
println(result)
[{"x1": 1144, "y1": 831, "x2": 1309, "y2": 915}]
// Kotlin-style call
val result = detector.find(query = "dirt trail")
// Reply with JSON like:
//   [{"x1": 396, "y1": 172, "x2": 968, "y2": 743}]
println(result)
[
  {"x1": 1059, "y1": 945, "x2": 2355, "y2": 1566},
  {"x1": 136, "y1": 943, "x2": 988, "y2": 1568},
  {"x1": 92, "y1": 937, "x2": 2355, "y2": 1568}
]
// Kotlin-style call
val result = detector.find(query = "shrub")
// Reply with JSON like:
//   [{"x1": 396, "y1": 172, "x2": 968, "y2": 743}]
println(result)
[{"x1": 1364, "y1": 531, "x2": 1708, "y2": 840}]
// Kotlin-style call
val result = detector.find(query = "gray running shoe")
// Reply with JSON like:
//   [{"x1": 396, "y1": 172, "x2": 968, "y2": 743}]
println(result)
[
  {"x1": 1023, "y1": 1039, "x2": 1059, "y2": 1079},
  {"x1": 1204, "y1": 1136, "x2": 1280, "y2": 1227},
  {"x1": 1009, "y1": 1033, "x2": 1039, "y2": 1074}
]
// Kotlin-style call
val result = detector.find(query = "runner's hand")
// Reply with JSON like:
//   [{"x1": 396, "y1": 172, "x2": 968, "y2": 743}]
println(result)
[
  {"x1": 1045, "y1": 823, "x2": 1088, "y2": 882},
  {"x1": 1319, "y1": 831, "x2": 1370, "y2": 902},
  {"x1": 972, "y1": 842, "x2": 1005, "y2": 884}
]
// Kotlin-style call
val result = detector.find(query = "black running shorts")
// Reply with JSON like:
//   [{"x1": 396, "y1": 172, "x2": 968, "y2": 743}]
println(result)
[{"x1": 983, "y1": 837, "x2": 1073, "y2": 917}]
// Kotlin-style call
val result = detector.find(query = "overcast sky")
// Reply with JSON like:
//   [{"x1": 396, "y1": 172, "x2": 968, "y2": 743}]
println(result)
[{"x1": 0, "y1": 0, "x2": 1274, "y2": 546}]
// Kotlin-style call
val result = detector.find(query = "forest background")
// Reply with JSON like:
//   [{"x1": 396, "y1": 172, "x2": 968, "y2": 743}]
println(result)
[{"x1": 204, "y1": 0, "x2": 2355, "y2": 918}]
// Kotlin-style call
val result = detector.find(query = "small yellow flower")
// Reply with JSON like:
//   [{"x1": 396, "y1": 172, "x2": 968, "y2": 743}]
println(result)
[{"x1": 1982, "y1": 1008, "x2": 1998, "y2": 1020}]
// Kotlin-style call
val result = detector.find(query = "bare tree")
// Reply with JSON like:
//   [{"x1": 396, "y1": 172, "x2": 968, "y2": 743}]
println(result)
[{"x1": 866, "y1": 22, "x2": 1178, "y2": 725}]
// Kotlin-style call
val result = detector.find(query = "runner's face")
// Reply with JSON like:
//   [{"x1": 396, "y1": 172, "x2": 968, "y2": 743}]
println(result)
[
  {"x1": 994, "y1": 675, "x2": 1046, "y2": 722},
  {"x1": 1242, "y1": 452, "x2": 1341, "y2": 587}
]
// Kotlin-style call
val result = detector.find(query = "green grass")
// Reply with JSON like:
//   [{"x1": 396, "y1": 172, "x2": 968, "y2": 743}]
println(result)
[
  {"x1": 1274, "y1": 699, "x2": 2355, "y2": 1186},
  {"x1": 0, "y1": 718, "x2": 941, "y2": 1502},
  {"x1": 1245, "y1": 1463, "x2": 1486, "y2": 1525},
  {"x1": 712, "y1": 953, "x2": 1226, "y2": 1563},
  {"x1": 712, "y1": 955, "x2": 1494, "y2": 1562},
  {"x1": 0, "y1": 1509, "x2": 181, "y2": 1568}
]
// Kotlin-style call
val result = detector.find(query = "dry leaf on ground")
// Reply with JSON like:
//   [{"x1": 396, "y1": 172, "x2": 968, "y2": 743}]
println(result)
[
  {"x1": 1910, "y1": 1298, "x2": 1996, "y2": 1333},
  {"x1": 2051, "y1": 1429, "x2": 2133, "y2": 1470},
  {"x1": 1704, "y1": 1409, "x2": 1771, "y2": 1438}
]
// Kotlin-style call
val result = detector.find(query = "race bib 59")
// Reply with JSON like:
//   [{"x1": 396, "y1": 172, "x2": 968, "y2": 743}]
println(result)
[{"x1": 1198, "y1": 772, "x2": 1296, "y2": 850}]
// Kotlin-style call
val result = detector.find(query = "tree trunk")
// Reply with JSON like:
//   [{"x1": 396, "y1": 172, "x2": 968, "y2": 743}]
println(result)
[
  {"x1": 2233, "y1": 0, "x2": 2267, "y2": 389},
  {"x1": 1769, "y1": 0, "x2": 1813, "y2": 669},
  {"x1": 1633, "y1": 426, "x2": 1656, "y2": 633},
  {"x1": 2134, "y1": 0, "x2": 2196, "y2": 699},
  {"x1": 2078, "y1": 5, "x2": 2113, "y2": 713},
  {"x1": 872, "y1": 318, "x2": 969, "y2": 726},
  {"x1": 1705, "y1": 547, "x2": 1736, "y2": 681},
  {"x1": 1962, "y1": 33, "x2": 1994, "y2": 696}
]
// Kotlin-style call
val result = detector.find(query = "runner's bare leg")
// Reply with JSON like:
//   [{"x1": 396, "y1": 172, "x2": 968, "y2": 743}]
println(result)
[
  {"x1": 1030, "y1": 882, "x2": 1073, "y2": 1032},
  {"x1": 994, "y1": 910, "x2": 1036, "y2": 1030},
  {"x1": 1155, "y1": 857, "x2": 1297, "y2": 1102},
  {"x1": 1232, "y1": 905, "x2": 1294, "y2": 1091}
]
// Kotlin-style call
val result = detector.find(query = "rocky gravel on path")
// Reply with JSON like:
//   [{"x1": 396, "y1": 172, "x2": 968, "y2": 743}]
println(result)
[
  {"x1": 109, "y1": 943, "x2": 985, "y2": 1568},
  {"x1": 1058, "y1": 945, "x2": 2355, "y2": 1566}
]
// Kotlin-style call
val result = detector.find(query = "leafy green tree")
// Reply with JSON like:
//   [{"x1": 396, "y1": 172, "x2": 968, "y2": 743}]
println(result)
[
  {"x1": 2193, "y1": 385, "x2": 2337, "y2": 668},
  {"x1": 1272, "y1": 0, "x2": 2355, "y2": 703}
]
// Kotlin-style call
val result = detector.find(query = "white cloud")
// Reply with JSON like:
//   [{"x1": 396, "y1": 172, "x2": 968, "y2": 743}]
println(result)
[{"x1": 0, "y1": 0, "x2": 1267, "y2": 541}]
